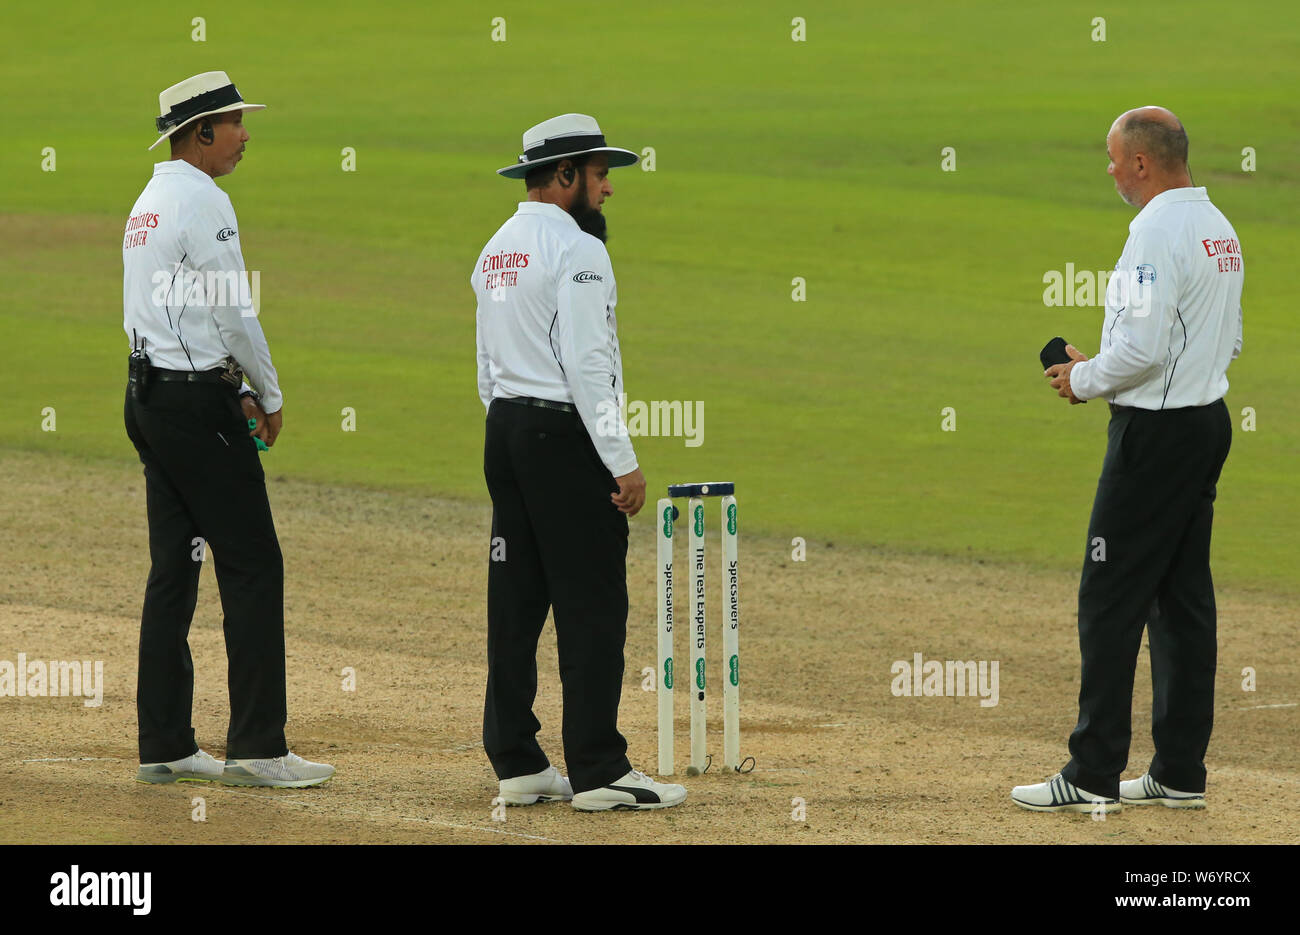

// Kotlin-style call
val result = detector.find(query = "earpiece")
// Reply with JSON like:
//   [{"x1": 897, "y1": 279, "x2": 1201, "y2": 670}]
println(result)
[
  {"x1": 561, "y1": 166, "x2": 575, "y2": 185},
  {"x1": 198, "y1": 120, "x2": 214, "y2": 144}
]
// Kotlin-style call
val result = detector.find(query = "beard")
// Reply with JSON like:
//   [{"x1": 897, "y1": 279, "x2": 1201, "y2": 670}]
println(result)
[{"x1": 567, "y1": 174, "x2": 608, "y2": 243}]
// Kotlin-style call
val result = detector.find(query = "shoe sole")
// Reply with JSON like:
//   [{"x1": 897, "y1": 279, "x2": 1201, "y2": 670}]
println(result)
[
  {"x1": 1011, "y1": 794, "x2": 1121, "y2": 814},
  {"x1": 498, "y1": 792, "x2": 572, "y2": 806},
  {"x1": 1120, "y1": 795, "x2": 1205, "y2": 809},
  {"x1": 218, "y1": 773, "x2": 334, "y2": 789},
  {"x1": 571, "y1": 795, "x2": 687, "y2": 812},
  {"x1": 134, "y1": 773, "x2": 221, "y2": 785}
]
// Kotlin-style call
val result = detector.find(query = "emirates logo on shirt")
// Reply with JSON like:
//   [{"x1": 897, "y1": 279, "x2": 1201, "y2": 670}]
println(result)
[
  {"x1": 572, "y1": 270, "x2": 603, "y2": 283},
  {"x1": 217, "y1": 228, "x2": 238, "y2": 242},
  {"x1": 125, "y1": 211, "x2": 160, "y2": 232}
]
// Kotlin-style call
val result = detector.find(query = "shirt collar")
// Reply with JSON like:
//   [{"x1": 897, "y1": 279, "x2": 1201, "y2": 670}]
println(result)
[
  {"x1": 1130, "y1": 185, "x2": 1208, "y2": 230},
  {"x1": 514, "y1": 201, "x2": 578, "y2": 228},
  {"x1": 153, "y1": 159, "x2": 216, "y2": 186}
]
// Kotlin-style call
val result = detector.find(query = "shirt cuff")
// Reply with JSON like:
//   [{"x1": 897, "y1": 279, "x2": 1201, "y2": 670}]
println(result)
[
  {"x1": 1069, "y1": 360, "x2": 1096, "y2": 400},
  {"x1": 606, "y1": 457, "x2": 638, "y2": 479}
]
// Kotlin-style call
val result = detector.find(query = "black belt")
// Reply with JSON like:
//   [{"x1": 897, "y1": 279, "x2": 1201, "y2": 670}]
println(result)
[
  {"x1": 498, "y1": 396, "x2": 577, "y2": 414},
  {"x1": 1110, "y1": 401, "x2": 1223, "y2": 416},
  {"x1": 148, "y1": 366, "x2": 231, "y2": 385}
]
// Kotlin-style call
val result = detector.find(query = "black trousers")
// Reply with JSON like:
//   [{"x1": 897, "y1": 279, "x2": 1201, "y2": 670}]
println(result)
[
  {"x1": 482, "y1": 399, "x2": 632, "y2": 793},
  {"x1": 1062, "y1": 399, "x2": 1231, "y2": 798},
  {"x1": 124, "y1": 382, "x2": 288, "y2": 763}
]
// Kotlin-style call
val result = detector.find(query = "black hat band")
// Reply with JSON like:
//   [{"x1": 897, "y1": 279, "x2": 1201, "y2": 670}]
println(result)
[
  {"x1": 519, "y1": 133, "x2": 606, "y2": 164},
  {"x1": 156, "y1": 84, "x2": 244, "y2": 132}
]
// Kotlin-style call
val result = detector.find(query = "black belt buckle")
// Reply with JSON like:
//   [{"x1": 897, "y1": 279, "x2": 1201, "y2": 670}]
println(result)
[
  {"x1": 128, "y1": 350, "x2": 151, "y2": 403},
  {"x1": 218, "y1": 357, "x2": 244, "y2": 389}
]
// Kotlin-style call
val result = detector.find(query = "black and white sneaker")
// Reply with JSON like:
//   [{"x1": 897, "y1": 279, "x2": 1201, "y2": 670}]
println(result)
[
  {"x1": 1120, "y1": 773, "x2": 1205, "y2": 809},
  {"x1": 571, "y1": 769, "x2": 687, "y2": 812},
  {"x1": 1010, "y1": 772, "x2": 1121, "y2": 813}
]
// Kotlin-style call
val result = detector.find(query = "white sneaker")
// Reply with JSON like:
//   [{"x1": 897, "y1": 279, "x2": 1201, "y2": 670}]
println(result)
[
  {"x1": 221, "y1": 751, "x2": 335, "y2": 788},
  {"x1": 1120, "y1": 773, "x2": 1205, "y2": 809},
  {"x1": 1010, "y1": 773, "x2": 1121, "y2": 813},
  {"x1": 136, "y1": 749, "x2": 224, "y2": 784},
  {"x1": 498, "y1": 765, "x2": 573, "y2": 805},
  {"x1": 571, "y1": 769, "x2": 687, "y2": 812}
]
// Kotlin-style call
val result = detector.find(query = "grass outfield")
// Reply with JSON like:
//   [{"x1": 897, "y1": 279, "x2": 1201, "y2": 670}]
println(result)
[{"x1": 2, "y1": 1, "x2": 1297, "y2": 592}]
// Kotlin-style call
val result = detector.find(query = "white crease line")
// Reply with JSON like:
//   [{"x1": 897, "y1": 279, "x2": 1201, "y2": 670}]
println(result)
[
  {"x1": 1238, "y1": 703, "x2": 1297, "y2": 710},
  {"x1": 15, "y1": 759, "x2": 563, "y2": 842},
  {"x1": 214, "y1": 786, "x2": 563, "y2": 843},
  {"x1": 440, "y1": 743, "x2": 485, "y2": 754},
  {"x1": 397, "y1": 815, "x2": 560, "y2": 843}
]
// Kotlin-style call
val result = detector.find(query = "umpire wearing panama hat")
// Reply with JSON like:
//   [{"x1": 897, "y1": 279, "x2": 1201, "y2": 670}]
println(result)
[
  {"x1": 123, "y1": 71, "x2": 333, "y2": 788},
  {"x1": 472, "y1": 114, "x2": 687, "y2": 811},
  {"x1": 147, "y1": 71, "x2": 266, "y2": 152}
]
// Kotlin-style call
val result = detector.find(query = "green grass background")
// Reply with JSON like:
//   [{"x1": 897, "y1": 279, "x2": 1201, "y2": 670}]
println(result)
[{"x1": 2, "y1": 1, "x2": 1296, "y2": 592}]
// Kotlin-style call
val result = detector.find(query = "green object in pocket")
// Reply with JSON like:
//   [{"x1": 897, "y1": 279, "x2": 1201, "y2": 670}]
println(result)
[{"x1": 247, "y1": 418, "x2": 269, "y2": 452}]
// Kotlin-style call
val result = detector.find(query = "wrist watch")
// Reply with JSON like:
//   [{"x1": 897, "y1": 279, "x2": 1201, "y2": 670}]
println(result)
[{"x1": 239, "y1": 389, "x2": 261, "y2": 405}]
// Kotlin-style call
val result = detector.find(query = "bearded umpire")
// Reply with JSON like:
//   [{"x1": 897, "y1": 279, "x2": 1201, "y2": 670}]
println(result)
[
  {"x1": 472, "y1": 114, "x2": 686, "y2": 811},
  {"x1": 1013, "y1": 106, "x2": 1242, "y2": 813},
  {"x1": 123, "y1": 71, "x2": 332, "y2": 788}
]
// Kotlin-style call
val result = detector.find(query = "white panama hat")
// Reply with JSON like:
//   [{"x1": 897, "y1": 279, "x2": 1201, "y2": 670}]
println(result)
[
  {"x1": 497, "y1": 113, "x2": 638, "y2": 179},
  {"x1": 148, "y1": 71, "x2": 265, "y2": 151}
]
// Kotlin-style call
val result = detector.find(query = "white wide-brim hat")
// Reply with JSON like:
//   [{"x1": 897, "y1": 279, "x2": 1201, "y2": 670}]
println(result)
[
  {"x1": 497, "y1": 113, "x2": 638, "y2": 179},
  {"x1": 148, "y1": 71, "x2": 265, "y2": 151}
]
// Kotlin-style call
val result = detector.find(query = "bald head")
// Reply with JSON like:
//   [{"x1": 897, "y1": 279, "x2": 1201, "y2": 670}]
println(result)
[
  {"x1": 1105, "y1": 106, "x2": 1193, "y2": 208},
  {"x1": 1115, "y1": 106, "x2": 1188, "y2": 171}
]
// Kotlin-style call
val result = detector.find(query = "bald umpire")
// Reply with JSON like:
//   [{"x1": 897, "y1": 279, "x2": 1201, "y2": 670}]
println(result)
[
  {"x1": 472, "y1": 114, "x2": 686, "y2": 811},
  {"x1": 1013, "y1": 106, "x2": 1242, "y2": 813},
  {"x1": 123, "y1": 71, "x2": 332, "y2": 787}
]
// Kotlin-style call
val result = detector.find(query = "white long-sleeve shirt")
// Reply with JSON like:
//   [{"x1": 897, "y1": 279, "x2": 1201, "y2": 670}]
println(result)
[
  {"x1": 472, "y1": 201, "x2": 638, "y2": 478},
  {"x1": 1071, "y1": 186, "x2": 1243, "y2": 409},
  {"x1": 122, "y1": 159, "x2": 282, "y2": 412}
]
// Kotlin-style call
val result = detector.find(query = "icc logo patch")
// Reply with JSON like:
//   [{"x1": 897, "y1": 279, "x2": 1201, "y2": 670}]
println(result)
[{"x1": 1135, "y1": 264, "x2": 1156, "y2": 285}]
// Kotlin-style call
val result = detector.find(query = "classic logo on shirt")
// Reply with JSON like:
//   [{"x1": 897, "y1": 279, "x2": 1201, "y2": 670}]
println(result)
[
  {"x1": 217, "y1": 228, "x2": 238, "y2": 242},
  {"x1": 1135, "y1": 264, "x2": 1156, "y2": 285},
  {"x1": 572, "y1": 271, "x2": 604, "y2": 283}
]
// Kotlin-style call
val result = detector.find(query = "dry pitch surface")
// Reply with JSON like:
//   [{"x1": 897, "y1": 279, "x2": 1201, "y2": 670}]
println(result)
[{"x1": 1, "y1": 449, "x2": 1295, "y2": 845}]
